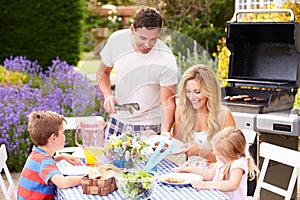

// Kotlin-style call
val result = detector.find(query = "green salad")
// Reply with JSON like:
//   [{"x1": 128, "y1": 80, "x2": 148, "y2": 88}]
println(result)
[{"x1": 116, "y1": 170, "x2": 156, "y2": 200}]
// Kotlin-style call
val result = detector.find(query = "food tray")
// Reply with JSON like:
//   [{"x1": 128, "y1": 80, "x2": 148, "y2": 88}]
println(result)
[{"x1": 81, "y1": 175, "x2": 117, "y2": 195}]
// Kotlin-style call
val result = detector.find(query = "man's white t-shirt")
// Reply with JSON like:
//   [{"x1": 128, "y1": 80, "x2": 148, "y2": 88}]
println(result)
[{"x1": 100, "y1": 29, "x2": 178, "y2": 125}]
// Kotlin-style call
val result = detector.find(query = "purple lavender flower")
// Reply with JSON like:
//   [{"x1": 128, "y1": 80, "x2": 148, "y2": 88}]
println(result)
[{"x1": 1, "y1": 56, "x2": 107, "y2": 171}]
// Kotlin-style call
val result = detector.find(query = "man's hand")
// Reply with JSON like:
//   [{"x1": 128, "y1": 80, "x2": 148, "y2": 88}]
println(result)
[{"x1": 103, "y1": 96, "x2": 117, "y2": 114}]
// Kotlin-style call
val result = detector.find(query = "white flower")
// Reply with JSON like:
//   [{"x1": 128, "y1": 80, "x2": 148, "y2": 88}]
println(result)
[
  {"x1": 124, "y1": 150, "x2": 131, "y2": 161},
  {"x1": 141, "y1": 146, "x2": 154, "y2": 155},
  {"x1": 132, "y1": 142, "x2": 141, "y2": 150}
]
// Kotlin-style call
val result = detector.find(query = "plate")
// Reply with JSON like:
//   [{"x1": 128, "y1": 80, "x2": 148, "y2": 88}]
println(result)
[
  {"x1": 141, "y1": 135, "x2": 186, "y2": 155},
  {"x1": 58, "y1": 165, "x2": 92, "y2": 176},
  {"x1": 158, "y1": 173, "x2": 203, "y2": 185},
  {"x1": 169, "y1": 138, "x2": 186, "y2": 155},
  {"x1": 72, "y1": 148, "x2": 85, "y2": 159}
]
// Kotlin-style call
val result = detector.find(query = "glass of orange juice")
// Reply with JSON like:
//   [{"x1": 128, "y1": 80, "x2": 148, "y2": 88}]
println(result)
[{"x1": 83, "y1": 147, "x2": 102, "y2": 166}]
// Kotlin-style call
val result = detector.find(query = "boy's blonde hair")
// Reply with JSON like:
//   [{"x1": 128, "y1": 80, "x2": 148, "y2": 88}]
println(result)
[
  {"x1": 211, "y1": 127, "x2": 259, "y2": 180},
  {"x1": 27, "y1": 110, "x2": 66, "y2": 146}
]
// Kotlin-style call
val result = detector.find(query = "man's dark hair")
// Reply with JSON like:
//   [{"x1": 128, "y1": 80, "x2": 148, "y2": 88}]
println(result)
[{"x1": 133, "y1": 7, "x2": 162, "y2": 30}]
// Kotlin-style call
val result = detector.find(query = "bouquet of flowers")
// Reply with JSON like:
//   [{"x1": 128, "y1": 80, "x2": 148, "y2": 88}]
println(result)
[{"x1": 101, "y1": 133, "x2": 153, "y2": 167}]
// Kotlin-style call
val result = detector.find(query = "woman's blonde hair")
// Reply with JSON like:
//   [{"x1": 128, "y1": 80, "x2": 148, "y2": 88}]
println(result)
[
  {"x1": 211, "y1": 127, "x2": 259, "y2": 181},
  {"x1": 177, "y1": 64, "x2": 221, "y2": 143}
]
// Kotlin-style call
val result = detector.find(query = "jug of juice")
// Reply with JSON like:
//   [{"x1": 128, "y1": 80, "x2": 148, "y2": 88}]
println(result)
[{"x1": 74, "y1": 119, "x2": 106, "y2": 166}]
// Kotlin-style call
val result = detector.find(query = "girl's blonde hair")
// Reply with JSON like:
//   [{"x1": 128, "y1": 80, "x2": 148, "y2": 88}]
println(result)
[
  {"x1": 177, "y1": 64, "x2": 221, "y2": 143},
  {"x1": 211, "y1": 127, "x2": 259, "y2": 180}
]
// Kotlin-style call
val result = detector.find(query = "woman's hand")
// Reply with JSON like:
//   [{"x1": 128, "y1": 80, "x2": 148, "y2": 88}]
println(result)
[
  {"x1": 184, "y1": 143, "x2": 202, "y2": 157},
  {"x1": 142, "y1": 129, "x2": 157, "y2": 137},
  {"x1": 161, "y1": 131, "x2": 172, "y2": 139}
]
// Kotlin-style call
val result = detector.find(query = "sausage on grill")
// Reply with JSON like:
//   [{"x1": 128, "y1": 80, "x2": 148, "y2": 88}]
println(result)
[
  {"x1": 253, "y1": 96, "x2": 267, "y2": 102},
  {"x1": 244, "y1": 97, "x2": 253, "y2": 102}
]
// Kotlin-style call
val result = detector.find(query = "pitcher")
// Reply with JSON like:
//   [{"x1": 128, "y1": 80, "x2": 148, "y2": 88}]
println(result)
[{"x1": 74, "y1": 120, "x2": 106, "y2": 166}]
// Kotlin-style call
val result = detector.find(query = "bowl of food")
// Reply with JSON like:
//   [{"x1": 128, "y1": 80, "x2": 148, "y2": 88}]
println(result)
[{"x1": 115, "y1": 170, "x2": 156, "y2": 200}]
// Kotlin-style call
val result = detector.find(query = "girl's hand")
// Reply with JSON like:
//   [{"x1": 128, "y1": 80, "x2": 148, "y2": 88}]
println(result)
[
  {"x1": 171, "y1": 165, "x2": 193, "y2": 173},
  {"x1": 191, "y1": 180, "x2": 206, "y2": 190},
  {"x1": 63, "y1": 154, "x2": 84, "y2": 166}
]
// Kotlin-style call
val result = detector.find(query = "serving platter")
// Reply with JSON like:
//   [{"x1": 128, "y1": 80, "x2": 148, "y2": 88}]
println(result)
[
  {"x1": 141, "y1": 135, "x2": 186, "y2": 155},
  {"x1": 158, "y1": 173, "x2": 203, "y2": 186}
]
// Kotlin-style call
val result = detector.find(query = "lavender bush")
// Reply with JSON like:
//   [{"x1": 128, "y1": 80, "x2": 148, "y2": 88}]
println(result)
[{"x1": 1, "y1": 56, "x2": 106, "y2": 171}]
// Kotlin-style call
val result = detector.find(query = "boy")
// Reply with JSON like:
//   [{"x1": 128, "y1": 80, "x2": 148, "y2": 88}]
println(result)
[{"x1": 18, "y1": 110, "x2": 84, "y2": 200}]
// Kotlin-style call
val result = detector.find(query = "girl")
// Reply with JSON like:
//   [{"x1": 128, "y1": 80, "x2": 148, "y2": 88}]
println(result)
[{"x1": 173, "y1": 127, "x2": 259, "y2": 200}]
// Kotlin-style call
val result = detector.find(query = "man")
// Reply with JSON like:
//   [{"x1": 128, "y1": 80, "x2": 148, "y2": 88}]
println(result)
[{"x1": 97, "y1": 6, "x2": 178, "y2": 137}]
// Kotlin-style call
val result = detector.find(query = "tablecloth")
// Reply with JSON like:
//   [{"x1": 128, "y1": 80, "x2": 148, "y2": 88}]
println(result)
[{"x1": 55, "y1": 159, "x2": 229, "y2": 200}]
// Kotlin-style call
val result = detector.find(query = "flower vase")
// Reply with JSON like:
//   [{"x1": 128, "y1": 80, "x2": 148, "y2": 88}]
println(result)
[{"x1": 113, "y1": 158, "x2": 134, "y2": 169}]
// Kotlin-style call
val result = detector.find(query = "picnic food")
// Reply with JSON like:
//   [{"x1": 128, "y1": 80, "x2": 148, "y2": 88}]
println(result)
[
  {"x1": 115, "y1": 170, "x2": 156, "y2": 200},
  {"x1": 88, "y1": 164, "x2": 121, "y2": 179},
  {"x1": 253, "y1": 96, "x2": 267, "y2": 102},
  {"x1": 162, "y1": 176, "x2": 185, "y2": 183},
  {"x1": 81, "y1": 164, "x2": 121, "y2": 195}
]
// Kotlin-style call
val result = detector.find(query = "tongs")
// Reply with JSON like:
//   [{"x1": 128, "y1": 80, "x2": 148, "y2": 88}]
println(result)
[
  {"x1": 115, "y1": 103, "x2": 140, "y2": 114},
  {"x1": 145, "y1": 140, "x2": 175, "y2": 172}
]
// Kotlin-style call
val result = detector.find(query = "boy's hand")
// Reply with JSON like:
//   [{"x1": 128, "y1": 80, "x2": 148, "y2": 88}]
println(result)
[{"x1": 62, "y1": 154, "x2": 84, "y2": 166}]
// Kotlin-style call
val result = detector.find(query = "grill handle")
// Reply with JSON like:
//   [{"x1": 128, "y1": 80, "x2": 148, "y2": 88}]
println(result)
[{"x1": 233, "y1": 9, "x2": 294, "y2": 22}]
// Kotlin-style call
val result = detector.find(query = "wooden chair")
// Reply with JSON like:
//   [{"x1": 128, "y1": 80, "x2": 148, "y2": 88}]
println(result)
[
  {"x1": 55, "y1": 116, "x2": 104, "y2": 155},
  {"x1": 0, "y1": 144, "x2": 17, "y2": 200},
  {"x1": 252, "y1": 142, "x2": 300, "y2": 200}
]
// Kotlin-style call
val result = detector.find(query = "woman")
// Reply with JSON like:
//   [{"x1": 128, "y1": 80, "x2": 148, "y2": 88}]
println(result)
[{"x1": 173, "y1": 64, "x2": 236, "y2": 163}]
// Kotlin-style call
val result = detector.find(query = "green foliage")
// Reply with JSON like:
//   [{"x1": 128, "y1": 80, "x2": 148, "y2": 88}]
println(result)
[
  {"x1": 81, "y1": 10, "x2": 123, "y2": 52},
  {"x1": 0, "y1": 0, "x2": 84, "y2": 70},
  {"x1": 162, "y1": 0, "x2": 234, "y2": 56},
  {"x1": 293, "y1": 88, "x2": 300, "y2": 109}
]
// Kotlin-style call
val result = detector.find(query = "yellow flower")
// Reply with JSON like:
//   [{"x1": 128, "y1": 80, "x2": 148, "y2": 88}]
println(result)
[{"x1": 115, "y1": 139, "x2": 122, "y2": 146}]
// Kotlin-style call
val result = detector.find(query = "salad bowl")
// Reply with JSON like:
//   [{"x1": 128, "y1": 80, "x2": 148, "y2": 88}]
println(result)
[{"x1": 115, "y1": 170, "x2": 156, "y2": 200}]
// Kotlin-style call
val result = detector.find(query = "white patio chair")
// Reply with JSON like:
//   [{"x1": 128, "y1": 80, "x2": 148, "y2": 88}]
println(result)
[
  {"x1": 252, "y1": 142, "x2": 300, "y2": 200},
  {"x1": 0, "y1": 144, "x2": 17, "y2": 200},
  {"x1": 55, "y1": 115, "x2": 104, "y2": 155}
]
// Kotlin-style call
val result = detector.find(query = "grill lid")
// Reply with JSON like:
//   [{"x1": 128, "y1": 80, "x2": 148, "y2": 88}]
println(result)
[
  {"x1": 222, "y1": 9, "x2": 300, "y2": 114},
  {"x1": 226, "y1": 9, "x2": 300, "y2": 88}
]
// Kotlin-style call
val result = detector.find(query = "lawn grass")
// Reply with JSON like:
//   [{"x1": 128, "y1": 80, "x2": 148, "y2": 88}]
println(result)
[{"x1": 78, "y1": 52, "x2": 100, "y2": 73}]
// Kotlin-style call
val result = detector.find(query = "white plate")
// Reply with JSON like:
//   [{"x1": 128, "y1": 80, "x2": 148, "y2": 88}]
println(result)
[
  {"x1": 58, "y1": 165, "x2": 92, "y2": 176},
  {"x1": 141, "y1": 135, "x2": 186, "y2": 155},
  {"x1": 72, "y1": 148, "x2": 85, "y2": 159},
  {"x1": 158, "y1": 173, "x2": 203, "y2": 185}
]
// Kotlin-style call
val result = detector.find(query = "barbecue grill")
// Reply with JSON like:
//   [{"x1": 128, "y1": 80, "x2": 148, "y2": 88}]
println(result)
[
  {"x1": 222, "y1": 9, "x2": 300, "y2": 199},
  {"x1": 222, "y1": 9, "x2": 300, "y2": 114}
]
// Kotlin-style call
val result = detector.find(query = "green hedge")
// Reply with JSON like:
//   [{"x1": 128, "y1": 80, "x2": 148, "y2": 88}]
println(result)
[{"x1": 0, "y1": 0, "x2": 84, "y2": 70}]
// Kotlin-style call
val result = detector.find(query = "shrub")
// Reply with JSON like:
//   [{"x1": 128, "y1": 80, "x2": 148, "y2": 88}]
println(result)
[
  {"x1": 1, "y1": 56, "x2": 106, "y2": 171},
  {"x1": 0, "y1": 0, "x2": 84, "y2": 70}
]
